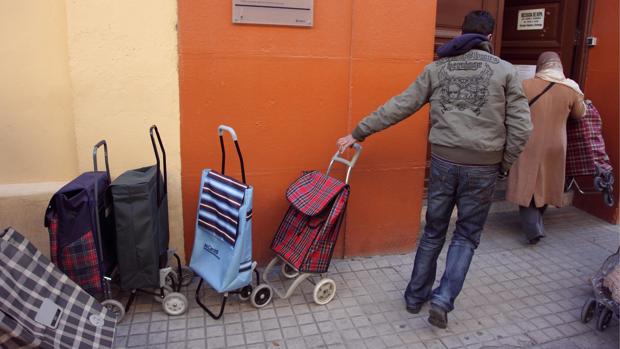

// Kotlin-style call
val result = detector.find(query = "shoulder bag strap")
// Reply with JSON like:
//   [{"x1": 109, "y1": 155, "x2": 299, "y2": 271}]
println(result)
[{"x1": 529, "y1": 82, "x2": 556, "y2": 106}]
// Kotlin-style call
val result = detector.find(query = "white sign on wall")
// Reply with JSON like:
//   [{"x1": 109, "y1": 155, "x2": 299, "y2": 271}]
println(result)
[
  {"x1": 232, "y1": 0, "x2": 313, "y2": 27},
  {"x1": 514, "y1": 65, "x2": 537, "y2": 82},
  {"x1": 517, "y1": 8, "x2": 545, "y2": 30}
]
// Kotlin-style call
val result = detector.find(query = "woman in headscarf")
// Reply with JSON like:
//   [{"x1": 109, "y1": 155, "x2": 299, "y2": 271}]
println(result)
[{"x1": 506, "y1": 51, "x2": 586, "y2": 244}]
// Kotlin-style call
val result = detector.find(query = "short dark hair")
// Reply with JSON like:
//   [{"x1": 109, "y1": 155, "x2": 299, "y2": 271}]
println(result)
[{"x1": 462, "y1": 10, "x2": 495, "y2": 35}]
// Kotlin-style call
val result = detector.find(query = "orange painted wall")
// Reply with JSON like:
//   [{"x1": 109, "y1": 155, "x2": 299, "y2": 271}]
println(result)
[
  {"x1": 178, "y1": 1, "x2": 437, "y2": 263},
  {"x1": 574, "y1": 0, "x2": 619, "y2": 224}
]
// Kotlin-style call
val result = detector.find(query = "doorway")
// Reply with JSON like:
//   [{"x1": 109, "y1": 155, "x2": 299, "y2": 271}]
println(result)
[
  {"x1": 429, "y1": 0, "x2": 594, "y2": 201},
  {"x1": 500, "y1": 0, "x2": 594, "y2": 85}
]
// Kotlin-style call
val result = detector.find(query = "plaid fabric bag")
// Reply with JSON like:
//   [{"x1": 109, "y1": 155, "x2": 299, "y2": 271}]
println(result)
[
  {"x1": 566, "y1": 101, "x2": 613, "y2": 177},
  {"x1": 45, "y1": 171, "x2": 115, "y2": 297},
  {"x1": 48, "y1": 213, "x2": 102, "y2": 297},
  {"x1": 0, "y1": 227, "x2": 116, "y2": 349},
  {"x1": 271, "y1": 171, "x2": 350, "y2": 273}
]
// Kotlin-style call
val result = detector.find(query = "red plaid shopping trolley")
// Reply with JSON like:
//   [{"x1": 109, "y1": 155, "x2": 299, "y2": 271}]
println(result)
[
  {"x1": 566, "y1": 100, "x2": 615, "y2": 206},
  {"x1": 263, "y1": 144, "x2": 362, "y2": 305}
]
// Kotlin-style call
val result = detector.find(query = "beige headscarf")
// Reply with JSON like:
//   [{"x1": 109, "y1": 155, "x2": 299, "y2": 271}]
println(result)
[{"x1": 535, "y1": 51, "x2": 584, "y2": 96}]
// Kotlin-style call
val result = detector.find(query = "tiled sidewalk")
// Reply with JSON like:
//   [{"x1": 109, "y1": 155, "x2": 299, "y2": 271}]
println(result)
[{"x1": 113, "y1": 206, "x2": 619, "y2": 349}]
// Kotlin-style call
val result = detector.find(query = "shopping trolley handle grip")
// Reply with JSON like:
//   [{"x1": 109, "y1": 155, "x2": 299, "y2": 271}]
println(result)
[
  {"x1": 217, "y1": 124, "x2": 246, "y2": 184},
  {"x1": 218, "y1": 125, "x2": 238, "y2": 141},
  {"x1": 149, "y1": 125, "x2": 168, "y2": 201},
  {"x1": 327, "y1": 143, "x2": 362, "y2": 184},
  {"x1": 92, "y1": 140, "x2": 111, "y2": 178}
]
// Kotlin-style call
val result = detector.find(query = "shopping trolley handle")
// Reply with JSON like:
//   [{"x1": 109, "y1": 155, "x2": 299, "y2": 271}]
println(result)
[
  {"x1": 218, "y1": 125, "x2": 238, "y2": 141},
  {"x1": 217, "y1": 124, "x2": 246, "y2": 184},
  {"x1": 92, "y1": 140, "x2": 111, "y2": 179},
  {"x1": 149, "y1": 125, "x2": 168, "y2": 201},
  {"x1": 327, "y1": 143, "x2": 362, "y2": 184}
]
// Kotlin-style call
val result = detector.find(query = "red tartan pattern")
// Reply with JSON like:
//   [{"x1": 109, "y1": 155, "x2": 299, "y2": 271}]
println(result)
[
  {"x1": 48, "y1": 214, "x2": 59, "y2": 265},
  {"x1": 566, "y1": 102, "x2": 613, "y2": 177},
  {"x1": 59, "y1": 232, "x2": 102, "y2": 296},
  {"x1": 286, "y1": 171, "x2": 345, "y2": 216},
  {"x1": 272, "y1": 172, "x2": 349, "y2": 274}
]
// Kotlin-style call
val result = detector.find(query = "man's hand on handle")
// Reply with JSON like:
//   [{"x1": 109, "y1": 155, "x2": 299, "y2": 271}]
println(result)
[{"x1": 336, "y1": 134, "x2": 357, "y2": 154}]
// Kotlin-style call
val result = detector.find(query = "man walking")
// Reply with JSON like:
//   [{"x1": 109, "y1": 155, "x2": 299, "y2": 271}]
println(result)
[{"x1": 336, "y1": 10, "x2": 531, "y2": 328}]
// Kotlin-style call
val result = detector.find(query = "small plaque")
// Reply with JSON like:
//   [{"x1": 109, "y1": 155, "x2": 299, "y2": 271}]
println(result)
[
  {"x1": 515, "y1": 65, "x2": 537, "y2": 81},
  {"x1": 233, "y1": 0, "x2": 313, "y2": 27},
  {"x1": 517, "y1": 8, "x2": 545, "y2": 31}
]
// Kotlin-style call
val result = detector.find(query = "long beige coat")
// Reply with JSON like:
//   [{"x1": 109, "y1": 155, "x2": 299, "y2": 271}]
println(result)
[{"x1": 506, "y1": 78, "x2": 585, "y2": 207}]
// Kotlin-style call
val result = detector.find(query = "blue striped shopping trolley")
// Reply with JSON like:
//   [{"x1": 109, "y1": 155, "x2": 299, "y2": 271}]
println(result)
[{"x1": 189, "y1": 125, "x2": 273, "y2": 319}]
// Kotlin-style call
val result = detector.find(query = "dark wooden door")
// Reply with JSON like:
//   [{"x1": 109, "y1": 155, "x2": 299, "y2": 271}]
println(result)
[
  {"x1": 436, "y1": 0, "x2": 505, "y2": 55},
  {"x1": 500, "y1": 0, "x2": 580, "y2": 78}
]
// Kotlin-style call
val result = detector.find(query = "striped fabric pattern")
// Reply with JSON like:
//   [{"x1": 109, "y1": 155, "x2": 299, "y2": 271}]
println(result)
[
  {"x1": 238, "y1": 260, "x2": 253, "y2": 273},
  {"x1": 198, "y1": 171, "x2": 248, "y2": 246},
  {"x1": 566, "y1": 102, "x2": 613, "y2": 177}
]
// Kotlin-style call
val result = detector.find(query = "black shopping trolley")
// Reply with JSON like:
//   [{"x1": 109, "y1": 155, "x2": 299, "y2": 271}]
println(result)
[{"x1": 109, "y1": 125, "x2": 192, "y2": 317}]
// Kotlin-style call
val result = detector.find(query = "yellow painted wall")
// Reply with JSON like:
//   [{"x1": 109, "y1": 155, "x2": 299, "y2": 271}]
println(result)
[
  {"x1": 65, "y1": 1, "x2": 185, "y2": 259},
  {"x1": 0, "y1": 1, "x2": 184, "y2": 260},
  {"x1": 0, "y1": 0, "x2": 77, "y2": 183}
]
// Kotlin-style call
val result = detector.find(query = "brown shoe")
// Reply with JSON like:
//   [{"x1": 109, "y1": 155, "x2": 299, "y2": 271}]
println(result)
[
  {"x1": 406, "y1": 303, "x2": 422, "y2": 314},
  {"x1": 428, "y1": 304, "x2": 447, "y2": 329}
]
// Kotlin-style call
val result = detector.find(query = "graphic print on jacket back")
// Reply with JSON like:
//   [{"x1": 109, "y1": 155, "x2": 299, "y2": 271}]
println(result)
[{"x1": 437, "y1": 51, "x2": 498, "y2": 116}]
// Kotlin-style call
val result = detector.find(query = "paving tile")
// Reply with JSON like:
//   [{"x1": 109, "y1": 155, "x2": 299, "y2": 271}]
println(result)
[
  {"x1": 188, "y1": 327, "x2": 206, "y2": 340},
  {"x1": 244, "y1": 320, "x2": 262, "y2": 333},
  {"x1": 166, "y1": 342, "x2": 186, "y2": 349},
  {"x1": 167, "y1": 329, "x2": 187, "y2": 343},
  {"x1": 264, "y1": 328, "x2": 284, "y2": 341},
  {"x1": 114, "y1": 335, "x2": 127, "y2": 347},
  {"x1": 186, "y1": 339, "x2": 207, "y2": 349},
  {"x1": 261, "y1": 318, "x2": 281, "y2": 331},
  {"x1": 205, "y1": 325, "x2": 224, "y2": 338},
  {"x1": 206, "y1": 336, "x2": 226, "y2": 349},
  {"x1": 188, "y1": 317, "x2": 206, "y2": 328},
  {"x1": 148, "y1": 332, "x2": 167, "y2": 345},
  {"x1": 300, "y1": 323, "x2": 319, "y2": 336},
  {"x1": 282, "y1": 326, "x2": 302, "y2": 339},
  {"x1": 224, "y1": 322, "x2": 243, "y2": 335},
  {"x1": 168, "y1": 318, "x2": 187, "y2": 331},
  {"x1": 245, "y1": 331, "x2": 265, "y2": 344},
  {"x1": 424, "y1": 339, "x2": 448, "y2": 349},
  {"x1": 226, "y1": 334, "x2": 245, "y2": 347},
  {"x1": 127, "y1": 334, "x2": 148, "y2": 347}
]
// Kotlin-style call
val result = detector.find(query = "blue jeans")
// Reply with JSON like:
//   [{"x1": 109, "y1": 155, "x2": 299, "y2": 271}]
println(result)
[{"x1": 404, "y1": 155, "x2": 498, "y2": 312}]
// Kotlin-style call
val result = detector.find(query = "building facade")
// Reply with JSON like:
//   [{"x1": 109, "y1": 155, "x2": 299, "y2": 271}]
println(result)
[{"x1": 1, "y1": 0, "x2": 617, "y2": 263}]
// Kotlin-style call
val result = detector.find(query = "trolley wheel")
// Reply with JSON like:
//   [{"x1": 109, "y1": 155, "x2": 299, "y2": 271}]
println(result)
[
  {"x1": 604, "y1": 191, "x2": 615, "y2": 207},
  {"x1": 281, "y1": 262, "x2": 299, "y2": 279},
  {"x1": 313, "y1": 278, "x2": 337, "y2": 305},
  {"x1": 250, "y1": 284, "x2": 273, "y2": 308},
  {"x1": 594, "y1": 176, "x2": 605, "y2": 191},
  {"x1": 154, "y1": 285, "x2": 173, "y2": 303},
  {"x1": 580, "y1": 298, "x2": 597, "y2": 323},
  {"x1": 162, "y1": 292, "x2": 188, "y2": 316},
  {"x1": 164, "y1": 269, "x2": 178, "y2": 288},
  {"x1": 178, "y1": 266, "x2": 195, "y2": 287},
  {"x1": 596, "y1": 307, "x2": 613, "y2": 331},
  {"x1": 238, "y1": 285, "x2": 253, "y2": 301},
  {"x1": 102, "y1": 299, "x2": 126, "y2": 323}
]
